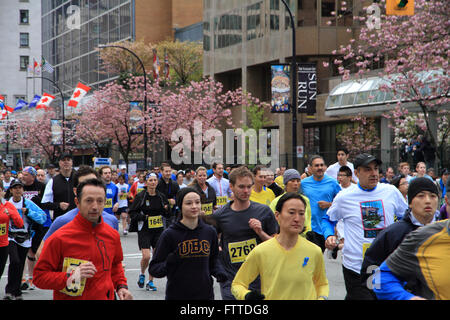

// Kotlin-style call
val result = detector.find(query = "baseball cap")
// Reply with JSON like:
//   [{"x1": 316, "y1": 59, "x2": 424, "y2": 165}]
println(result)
[
  {"x1": 59, "y1": 152, "x2": 73, "y2": 161},
  {"x1": 9, "y1": 179, "x2": 24, "y2": 189},
  {"x1": 353, "y1": 153, "x2": 382, "y2": 169}
]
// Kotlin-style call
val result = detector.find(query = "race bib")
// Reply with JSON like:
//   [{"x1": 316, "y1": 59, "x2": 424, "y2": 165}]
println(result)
[
  {"x1": 201, "y1": 202, "x2": 213, "y2": 216},
  {"x1": 0, "y1": 223, "x2": 6, "y2": 236},
  {"x1": 119, "y1": 193, "x2": 128, "y2": 200},
  {"x1": 228, "y1": 238, "x2": 257, "y2": 264},
  {"x1": 148, "y1": 215, "x2": 163, "y2": 229},
  {"x1": 105, "y1": 198, "x2": 112, "y2": 208},
  {"x1": 60, "y1": 257, "x2": 89, "y2": 297},
  {"x1": 136, "y1": 188, "x2": 144, "y2": 194},
  {"x1": 217, "y1": 196, "x2": 228, "y2": 206}
]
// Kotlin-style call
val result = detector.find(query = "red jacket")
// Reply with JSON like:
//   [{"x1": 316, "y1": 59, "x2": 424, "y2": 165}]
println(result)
[
  {"x1": 0, "y1": 201, "x2": 24, "y2": 247},
  {"x1": 33, "y1": 213, "x2": 128, "y2": 300}
]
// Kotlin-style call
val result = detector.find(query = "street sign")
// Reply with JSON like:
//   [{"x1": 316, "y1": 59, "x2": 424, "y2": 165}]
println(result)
[
  {"x1": 6, "y1": 154, "x2": 13, "y2": 167},
  {"x1": 296, "y1": 146, "x2": 304, "y2": 158},
  {"x1": 93, "y1": 157, "x2": 112, "y2": 168}
]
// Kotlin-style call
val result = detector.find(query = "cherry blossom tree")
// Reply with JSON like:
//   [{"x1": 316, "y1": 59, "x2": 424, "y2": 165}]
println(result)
[
  {"x1": 14, "y1": 109, "x2": 76, "y2": 164},
  {"x1": 328, "y1": 0, "x2": 449, "y2": 162},
  {"x1": 337, "y1": 114, "x2": 380, "y2": 158}
]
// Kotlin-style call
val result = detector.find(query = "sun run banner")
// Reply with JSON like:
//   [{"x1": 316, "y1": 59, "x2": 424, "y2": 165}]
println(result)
[
  {"x1": 270, "y1": 64, "x2": 291, "y2": 113},
  {"x1": 152, "y1": 48, "x2": 160, "y2": 81},
  {"x1": 50, "y1": 119, "x2": 63, "y2": 145},
  {"x1": 36, "y1": 93, "x2": 55, "y2": 110},
  {"x1": 129, "y1": 101, "x2": 144, "y2": 134},
  {"x1": 68, "y1": 82, "x2": 91, "y2": 108},
  {"x1": 297, "y1": 63, "x2": 317, "y2": 114}
]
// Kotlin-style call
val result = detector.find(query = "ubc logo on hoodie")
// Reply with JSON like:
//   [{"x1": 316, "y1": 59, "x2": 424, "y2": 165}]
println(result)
[{"x1": 178, "y1": 239, "x2": 210, "y2": 258}]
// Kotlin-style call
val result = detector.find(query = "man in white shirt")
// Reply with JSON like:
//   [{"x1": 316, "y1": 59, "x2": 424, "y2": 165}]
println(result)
[
  {"x1": 207, "y1": 162, "x2": 232, "y2": 207},
  {"x1": 325, "y1": 148, "x2": 358, "y2": 182},
  {"x1": 323, "y1": 153, "x2": 408, "y2": 300}
]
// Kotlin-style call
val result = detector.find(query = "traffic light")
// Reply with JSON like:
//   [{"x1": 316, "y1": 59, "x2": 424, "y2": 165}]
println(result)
[{"x1": 386, "y1": 0, "x2": 414, "y2": 15}]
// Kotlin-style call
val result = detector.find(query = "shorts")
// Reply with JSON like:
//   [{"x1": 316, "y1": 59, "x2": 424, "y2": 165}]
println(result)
[
  {"x1": 137, "y1": 229, "x2": 163, "y2": 250},
  {"x1": 116, "y1": 207, "x2": 128, "y2": 215},
  {"x1": 31, "y1": 226, "x2": 49, "y2": 254}
]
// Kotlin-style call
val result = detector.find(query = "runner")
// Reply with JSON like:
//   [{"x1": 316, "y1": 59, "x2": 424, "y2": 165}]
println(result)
[
  {"x1": 325, "y1": 148, "x2": 358, "y2": 182},
  {"x1": 116, "y1": 174, "x2": 130, "y2": 235},
  {"x1": 99, "y1": 165, "x2": 119, "y2": 216},
  {"x1": 265, "y1": 168, "x2": 283, "y2": 197},
  {"x1": 4, "y1": 179, "x2": 46, "y2": 300},
  {"x1": 249, "y1": 165, "x2": 275, "y2": 206},
  {"x1": 36, "y1": 166, "x2": 119, "y2": 258},
  {"x1": 156, "y1": 163, "x2": 180, "y2": 228},
  {"x1": 361, "y1": 177, "x2": 440, "y2": 297},
  {"x1": 41, "y1": 152, "x2": 76, "y2": 220},
  {"x1": 188, "y1": 166, "x2": 217, "y2": 216},
  {"x1": 33, "y1": 178, "x2": 132, "y2": 300},
  {"x1": 128, "y1": 173, "x2": 169, "y2": 292},
  {"x1": 128, "y1": 172, "x2": 147, "y2": 204},
  {"x1": 203, "y1": 166, "x2": 279, "y2": 300},
  {"x1": 149, "y1": 187, "x2": 227, "y2": 300},
  {"x1": 207, "y1": 162, "x2": 232, "y2": 209},
  {"x1": 373, "y1": 218, "x2": 450, "y2": 300},
  {"x1": 269, "y1": 169, "x2": 312, "y2": 237},
  {"x1": 0, "y1": 181, "x2": 24, "y2": 296},
  {"x1": 301, "y1": 155, "x2": 341, "y2": 252},
  {"x1": 322, "y1": 153, "x2": 408, "y2": 300},
  {"x1": 232, "y1": 192, "x2": 329, "y2": 300}
]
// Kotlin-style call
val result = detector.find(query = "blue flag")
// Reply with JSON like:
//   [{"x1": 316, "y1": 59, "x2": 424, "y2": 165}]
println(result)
[
  {"x1": 15, "y1": 99, "x2": 28, "y2": 111},
  {"x1": 28, "y1": 95, "x2": 41, "y2": 108}
]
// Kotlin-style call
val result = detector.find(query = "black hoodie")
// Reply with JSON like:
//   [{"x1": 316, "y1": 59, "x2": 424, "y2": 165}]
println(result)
[{"x1": 149, "y1": 218, "x2": 225, "y2": 300}]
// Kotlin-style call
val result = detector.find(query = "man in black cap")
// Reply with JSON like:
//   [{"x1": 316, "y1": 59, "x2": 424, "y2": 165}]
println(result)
[
  {"x1": 322, "y1": 153, "x2": 408, "y2": 300},
  {"x1": 360, "y1": 177, "x2": 440, "y2": 298},
  {"x1": 41, "y1": 152, "x2": 76, "y2": 220}
]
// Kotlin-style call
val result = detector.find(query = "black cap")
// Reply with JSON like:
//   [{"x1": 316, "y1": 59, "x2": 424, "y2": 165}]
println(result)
[
  {"x1": 59, "y1": 152, "x2": 73, "y2": 161},
  {"x1": 353, "y1": 153, "x2": 382, "y2": 169},
  {"x1": 440, "y1": 168, "x2": 449, "y2": 176},
  {"x1": 9, "y1": 179, "x2": 24, "y2": 189},
  {"x1": 407, "y1": 177, "x2": 439, "y2": 205}
]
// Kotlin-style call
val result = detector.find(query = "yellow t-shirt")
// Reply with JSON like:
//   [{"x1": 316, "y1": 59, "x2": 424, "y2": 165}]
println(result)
[
  {"x1": 231, "y1": 235, "x2": 329, "y2": 300},
  {"x1": 274, "y1": 175, "x2": 285, "y2": 190},
  {"x1": 250, "y1": 188, "x2": 276, "y2": 207},
  {"x1": 269, "y1": 193, "x2": 312, "y2": 236}
]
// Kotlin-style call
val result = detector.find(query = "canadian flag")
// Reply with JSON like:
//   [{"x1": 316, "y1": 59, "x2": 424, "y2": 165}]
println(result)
[
  {"x1": 68, "y1": 82, "x2": 91, "y2": 108},
  {"x1": 36, "y1": 93, "x2": 55, "y2": 110}
]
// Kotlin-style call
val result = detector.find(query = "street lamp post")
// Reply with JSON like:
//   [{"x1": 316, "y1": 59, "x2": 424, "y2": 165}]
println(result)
[
  {"x1": 280, "y1": 0, "x2": 298, "y2": 169},
  {"x1": 98, "y1": 44, "x2": 148, "y2": 168},
  {"x1": 27, "y1": 76, "x2": 66, "y2": 152}
]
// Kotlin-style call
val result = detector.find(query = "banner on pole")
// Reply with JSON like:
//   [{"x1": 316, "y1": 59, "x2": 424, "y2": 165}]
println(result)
[
  {"x1": 297, "y1": 63, "x2": 317, "y2": 114},
  {"x1": 270, "y1": 64, "x2": 291, "y2": 113}
]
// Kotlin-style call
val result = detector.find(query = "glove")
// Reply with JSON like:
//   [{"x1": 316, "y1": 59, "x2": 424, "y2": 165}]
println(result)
[
  {"x1": 245, "y1": 290, "x2": 265, "y2": 300},
  {"x1": 214, "y1": 272, "x2": 228, "y2": 283}
]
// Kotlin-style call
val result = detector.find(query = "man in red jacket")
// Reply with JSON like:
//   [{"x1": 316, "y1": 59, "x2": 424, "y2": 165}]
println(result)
[{"x1": 33, "y1": 178, "x2": 132, "y2": 300}]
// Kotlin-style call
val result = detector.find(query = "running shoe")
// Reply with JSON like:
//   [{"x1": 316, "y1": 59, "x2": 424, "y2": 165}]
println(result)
[
  {"x1": 27, "y1": 279, "x2": 36, "y2": 290},
  {"x1": 3, "y1": 293, "x2": 14, "y2": 300},
  {"x1": 137, "y1": 274, "x2": 145, "y2": 288},
  {"x1": 20, "y1": 279, "x2": 29, "y2": 290},
  {"x1": 146, "y1": 280, "x2": 157, "y2": 291}
]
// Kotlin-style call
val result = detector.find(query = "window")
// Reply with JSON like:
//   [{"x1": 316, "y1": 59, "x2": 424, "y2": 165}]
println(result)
[
  {"x1": 20, "y1": 33, "x2": 29, "y2": 47},
  {"x1": 321, "y1": 0, "x2": 336, "y2": 26},
  {"x1": 20, "y1": 10, "x2": 29, "y2": 24},
  {"x1": 20, "y1": 56, "x2": 29, "y2": 71},
  {"x1": 298, "y1": 0, "x2": 317, "y2": 26}
]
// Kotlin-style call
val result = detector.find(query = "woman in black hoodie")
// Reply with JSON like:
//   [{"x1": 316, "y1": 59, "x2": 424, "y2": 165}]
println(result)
[{"x1": 149, "y1": 187, "x2": 227, "y2": 300}]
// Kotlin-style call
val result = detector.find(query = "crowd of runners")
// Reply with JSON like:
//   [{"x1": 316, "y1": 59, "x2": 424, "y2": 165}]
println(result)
[{"x1": 0, "y1": 147, "x2": 448, "y2": 300}]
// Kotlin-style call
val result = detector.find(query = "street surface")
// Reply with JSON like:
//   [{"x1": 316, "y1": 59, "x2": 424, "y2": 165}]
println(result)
[{"x1": 0, "y1": 224, "x2": 346, "y2": 300}]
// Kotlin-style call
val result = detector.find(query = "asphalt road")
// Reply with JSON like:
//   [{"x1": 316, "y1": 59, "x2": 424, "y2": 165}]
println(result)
[{"x1": 0, "y1": 225, "x2": 346, "y2": 300}]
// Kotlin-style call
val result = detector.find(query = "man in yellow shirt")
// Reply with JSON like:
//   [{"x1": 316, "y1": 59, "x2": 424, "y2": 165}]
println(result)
[
  {"x1": 232, "y1": 193, "x2": 329, "y2": 300},
  {"x1": 249, "y1": 166, "x2": 276, "y2": 207},
  {"x1": 270, "y1": 169, "x2": 312, "y2": 236}
]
